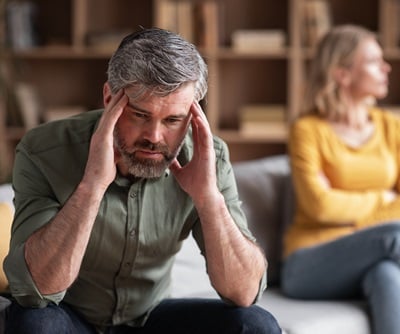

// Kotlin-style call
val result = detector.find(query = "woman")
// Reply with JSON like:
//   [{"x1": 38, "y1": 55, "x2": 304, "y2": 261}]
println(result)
[{"x1": 281, "y1": 24, "x2": 400, "y2": 334}]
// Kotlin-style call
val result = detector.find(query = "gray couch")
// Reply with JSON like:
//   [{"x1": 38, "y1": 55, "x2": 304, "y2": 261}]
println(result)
[
  {"x1": 0, "y1": 155, "x2": 371, "y2": 333},
  {"x1": 171, "y1": 155, "x2": 371, "y2": 334}
]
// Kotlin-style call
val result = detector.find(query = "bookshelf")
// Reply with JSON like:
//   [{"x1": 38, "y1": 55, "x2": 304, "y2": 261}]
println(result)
[{"x1": 1, "y1": 0, "x2": 400, "y2": 169}]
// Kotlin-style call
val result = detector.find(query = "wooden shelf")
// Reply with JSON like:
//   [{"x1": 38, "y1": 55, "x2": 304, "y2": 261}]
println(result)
[
  {"x1": 1, "y1": 0, "x2": 400, "y2": 167},
  {"x1": 217, "y1": 130, "x2": 287, "y2": 144}
]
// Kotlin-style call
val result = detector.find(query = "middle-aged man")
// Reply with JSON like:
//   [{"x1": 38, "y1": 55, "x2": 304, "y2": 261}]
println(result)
[{"x1": 4, "y1": 28, "x2": 281, "y2": 334}]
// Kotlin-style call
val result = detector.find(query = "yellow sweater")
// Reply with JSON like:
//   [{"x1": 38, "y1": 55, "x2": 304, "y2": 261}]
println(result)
[{"x1": 284, "y1": 108, "x2": 400, "y2": 257}]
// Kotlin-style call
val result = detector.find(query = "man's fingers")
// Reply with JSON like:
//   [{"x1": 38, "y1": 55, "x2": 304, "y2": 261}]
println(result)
[{"x1": 98, "y1": 89, "x2": 127, "y2": 134}]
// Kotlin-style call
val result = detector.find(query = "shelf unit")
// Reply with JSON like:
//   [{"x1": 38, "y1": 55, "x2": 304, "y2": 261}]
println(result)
[{"x1": 1, "y1": 0, "x2": 400, "y2": 169}]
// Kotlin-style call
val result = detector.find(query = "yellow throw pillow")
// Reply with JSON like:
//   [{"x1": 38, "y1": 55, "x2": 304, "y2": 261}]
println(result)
[{"x1": 0, "y1": 202, "x2": 13, "y2": 292}]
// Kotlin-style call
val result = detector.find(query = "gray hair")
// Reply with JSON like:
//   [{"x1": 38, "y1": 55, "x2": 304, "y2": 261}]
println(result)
[{"x1": 107, "y1": 28, "x2": 208, "y2": 101}]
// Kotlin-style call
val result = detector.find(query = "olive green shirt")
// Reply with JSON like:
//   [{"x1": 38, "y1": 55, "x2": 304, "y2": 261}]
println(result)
[{"x1": 4, "y1": 110, "x2": 266, "y2": 332}]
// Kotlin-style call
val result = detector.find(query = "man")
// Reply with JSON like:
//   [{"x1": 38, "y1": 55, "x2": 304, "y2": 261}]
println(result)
[{"x1": 4, "y1": 28, "x2": 281, "y2": 333}]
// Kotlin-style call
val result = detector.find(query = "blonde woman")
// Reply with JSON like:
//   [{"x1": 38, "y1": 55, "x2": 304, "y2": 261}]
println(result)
[{"x1": 282, "y1": 24, "x2": 399, "y2": 334}]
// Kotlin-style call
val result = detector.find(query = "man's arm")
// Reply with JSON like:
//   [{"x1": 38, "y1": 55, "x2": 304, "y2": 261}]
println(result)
[
  {"x1": 23, "y1": 90, "x2": 128, "y2": 295},
  {"x1": 170, "y1": 102, "x2": 266, "y2": 306}
]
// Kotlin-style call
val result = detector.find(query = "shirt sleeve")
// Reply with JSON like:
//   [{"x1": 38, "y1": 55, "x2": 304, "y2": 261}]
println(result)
[
  {"x1": 289, "y1": 118, "x2": 386, "y2": 225},
  {"x1": 192, "y1": 137, "x2": 267, "y2": 304},
  {"x1": 3, "y1": 143, "x2": 66, "y2": 307}
]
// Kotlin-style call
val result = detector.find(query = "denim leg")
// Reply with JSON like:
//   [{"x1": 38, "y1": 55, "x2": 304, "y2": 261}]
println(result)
[
  {"x1": 362, "y1": 260, "x2": 400, "y2": 334},
  {"x1": 281, "y1": 222, "x2": 400, "y2": 299},
  {"x1": 5, "y1": 300, "x2": 96, "y2": 334},
  {"x1": 107, "y1": 298, "x2": 281, "y2": 334}
]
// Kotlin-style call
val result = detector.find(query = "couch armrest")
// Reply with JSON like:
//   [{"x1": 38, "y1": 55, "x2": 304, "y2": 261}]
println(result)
[{"x1": 233, "y1": 155, "x2": 294, "y2": 285}]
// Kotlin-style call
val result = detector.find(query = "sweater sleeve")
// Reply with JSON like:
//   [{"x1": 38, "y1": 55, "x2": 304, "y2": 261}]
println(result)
[{"x1": 289, "y1": 117, "x2": 385, "y2": 225}]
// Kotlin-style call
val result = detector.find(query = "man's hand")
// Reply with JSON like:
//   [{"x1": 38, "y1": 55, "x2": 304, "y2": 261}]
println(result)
[
  {"x1": 170, "y1": 101, "x2": 219, "y2": 206},
  {"x1": 82, "y1": 89, "x2": 128, "y2": 191},
  {"x1": 170, "y1": 101, "x2": 266, "y2": 306},
  {"x1": 24, "y1": 88, "x2": 128, "y2": 295}
]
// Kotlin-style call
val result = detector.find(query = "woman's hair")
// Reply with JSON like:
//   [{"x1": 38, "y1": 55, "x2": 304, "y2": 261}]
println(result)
[
  {"x1": 107, "y1": 28, "x2": 208, "y2": 102},
  {"x1": 301, "y1": 24, "x2": 376, "y2": 120}
]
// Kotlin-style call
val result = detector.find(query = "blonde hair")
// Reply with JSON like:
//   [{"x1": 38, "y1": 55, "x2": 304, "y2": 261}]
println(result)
[{"x1": 301, "y1": 25, "x2": 376, "y2": 120}]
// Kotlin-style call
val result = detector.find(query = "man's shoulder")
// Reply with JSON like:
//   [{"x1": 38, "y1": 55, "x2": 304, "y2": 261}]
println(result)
[
  {"x1": 19, "y1": 110, "x2": 103, "y2": 154},
  {"x1": 212, "y1": 135, "x2": 229, "y2": 160}
]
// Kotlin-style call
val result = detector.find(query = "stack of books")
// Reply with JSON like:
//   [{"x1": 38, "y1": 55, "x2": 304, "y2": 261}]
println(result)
[
  {"x1": 239, "y1": 104, "x2": 287, "y2": 138},
  {"x1": 231, "y1": 30, "x2": 286, "y2": 53},
  {"x1": 153, "y1": 0, "x2": 219, "y2": 48}
]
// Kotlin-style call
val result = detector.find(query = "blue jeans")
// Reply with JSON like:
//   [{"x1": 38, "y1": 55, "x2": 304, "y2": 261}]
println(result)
[
  {"x1": 281, "y1": 222, "x2": 400, "y2": 334},
  {"x1": 5, "y1": 298, "x2": 281, "y2": 334}
]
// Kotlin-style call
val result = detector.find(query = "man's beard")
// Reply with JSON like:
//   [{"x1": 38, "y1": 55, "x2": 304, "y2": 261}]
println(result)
[{"x1": 114, "y1": 129, "x2": 184, "y2": 178}]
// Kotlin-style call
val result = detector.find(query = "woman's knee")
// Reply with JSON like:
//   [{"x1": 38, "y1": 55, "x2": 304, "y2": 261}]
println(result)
[{"x1": 363, "y1": 260, "x2": 400, "y2": 296}]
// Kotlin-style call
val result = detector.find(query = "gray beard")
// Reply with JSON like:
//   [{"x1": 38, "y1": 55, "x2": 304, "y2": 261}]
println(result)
[{"x1": 114, "y1": 130, "x2": 184, "y2": 179}]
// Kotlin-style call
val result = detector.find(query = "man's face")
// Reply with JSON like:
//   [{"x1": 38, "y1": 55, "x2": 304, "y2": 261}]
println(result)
[{"x1": 113, "y1": 84, "x2": 194, "y2": 178}]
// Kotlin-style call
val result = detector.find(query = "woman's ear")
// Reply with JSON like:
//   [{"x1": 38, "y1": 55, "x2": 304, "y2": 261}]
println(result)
[
  {"x1": 332, "y1": 67, "x2": 352, "y2": 87},
  {"x1": 103, "y1": 82, "x2": 112, "y2": 106}
]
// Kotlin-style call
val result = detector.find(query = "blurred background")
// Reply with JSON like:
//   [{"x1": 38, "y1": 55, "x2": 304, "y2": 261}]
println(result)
[{"x1": 0, "y1": 0, "x2": 399, "y2": 182}]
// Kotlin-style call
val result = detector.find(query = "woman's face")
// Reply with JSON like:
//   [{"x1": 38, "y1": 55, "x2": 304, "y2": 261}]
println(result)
[{"x1": 344, "y1": 38, "x2": 391, "y2": 101}]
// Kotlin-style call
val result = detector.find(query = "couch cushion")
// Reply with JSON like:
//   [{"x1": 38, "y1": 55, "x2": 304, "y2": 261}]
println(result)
[
  {"x1": 171, "y1": 235, "x2": 371, "y2": 334},
  {"x1": 0, "y1": 203, "x2": 13, "y2": 292},
  {"x1": 258, "y1": 288, "x2": 370, "y2": 334},
  {"x1": 233, "y1": 155, "x2": 293, "y2": 285}
]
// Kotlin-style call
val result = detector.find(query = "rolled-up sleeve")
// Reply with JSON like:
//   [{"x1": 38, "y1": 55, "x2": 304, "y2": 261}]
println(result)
[{"x1": 4, "y1": 142, "x2": 68, "y2": 307}]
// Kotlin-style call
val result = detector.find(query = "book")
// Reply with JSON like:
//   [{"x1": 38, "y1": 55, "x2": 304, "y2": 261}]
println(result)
[
  {"x1": 239, "y1": 104, "x2": 286, "y2": 123},
  {"x1": 232, "y1": 30, "x2": 286, "y2": 52},
  {"x1": 195, "y1": 1, "x2": 219, "y2": 48},
  {"x1": 153, "y1": 0, "x2": 178, "y2": 33},
  {"x1": 240, "y1": 121, "x2": 288, "y2": 139},
  {"x1": 239, "y1": 104, "x2": 287, "y2": 139},
  {"x1": 177, "y1": 1, "x2": 195, "y2": 43},
  {"x1": 154, "y1": 1, "x2": 196, "y2": 43},
  {"x1": 15, "y1": 83, "x2": 42, "y2": 129}
]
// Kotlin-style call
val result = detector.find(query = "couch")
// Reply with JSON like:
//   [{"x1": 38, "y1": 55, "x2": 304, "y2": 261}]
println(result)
[{"x1": 0, "y1": 155, "x2": 371, "y2": 334}]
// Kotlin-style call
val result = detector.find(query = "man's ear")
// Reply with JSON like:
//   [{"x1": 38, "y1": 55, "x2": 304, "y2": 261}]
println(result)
[{"x1": 103, "y1": 82, "x2": 112, "y2": 106}]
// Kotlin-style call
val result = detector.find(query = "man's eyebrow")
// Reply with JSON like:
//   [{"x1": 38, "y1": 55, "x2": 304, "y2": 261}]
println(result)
[
  {"x1": 127, "y1": 103, "x2": 150, "y2": 114},
  {"x1": 128, "y1": 102, "x2": 190, "y2": 119}
]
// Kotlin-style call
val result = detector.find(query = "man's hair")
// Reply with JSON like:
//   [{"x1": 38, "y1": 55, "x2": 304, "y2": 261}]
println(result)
[
  {"x1": 107, "y1": 28, "x2": 208, "y2": 101},
  {"x1": 301, "y1": 24, "x2": 376, "y2": 121}
]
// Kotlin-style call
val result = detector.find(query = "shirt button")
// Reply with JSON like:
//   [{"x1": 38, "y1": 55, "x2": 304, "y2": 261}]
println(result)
[
  {"x1": 130, "y1": 229, "x2": 136, "y2": 237},
  {"x1": 130, "y1": 192, "x2": 137, "y2": 198}
]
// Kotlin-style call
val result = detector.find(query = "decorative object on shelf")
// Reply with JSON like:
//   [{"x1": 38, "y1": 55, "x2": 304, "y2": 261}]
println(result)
[
  {"x1": 302, "y1": 0, "x2": 332, "y2": 47},
  {"x1": 5, "y1": 0, "x2": 39, "y2": 50}
]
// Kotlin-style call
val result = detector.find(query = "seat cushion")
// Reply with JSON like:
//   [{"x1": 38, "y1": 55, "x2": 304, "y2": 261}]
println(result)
[
  {"x1": 258, "y1": 288, "x2": 371, "y2": 334},
  {"x1": 233, "y1": 155, "x2": 293, "y2": 285}
]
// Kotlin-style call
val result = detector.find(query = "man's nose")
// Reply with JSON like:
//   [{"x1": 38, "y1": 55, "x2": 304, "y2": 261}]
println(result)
[{"x1": 141, "y1": 121, "x2": 163, "y2": 144}]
